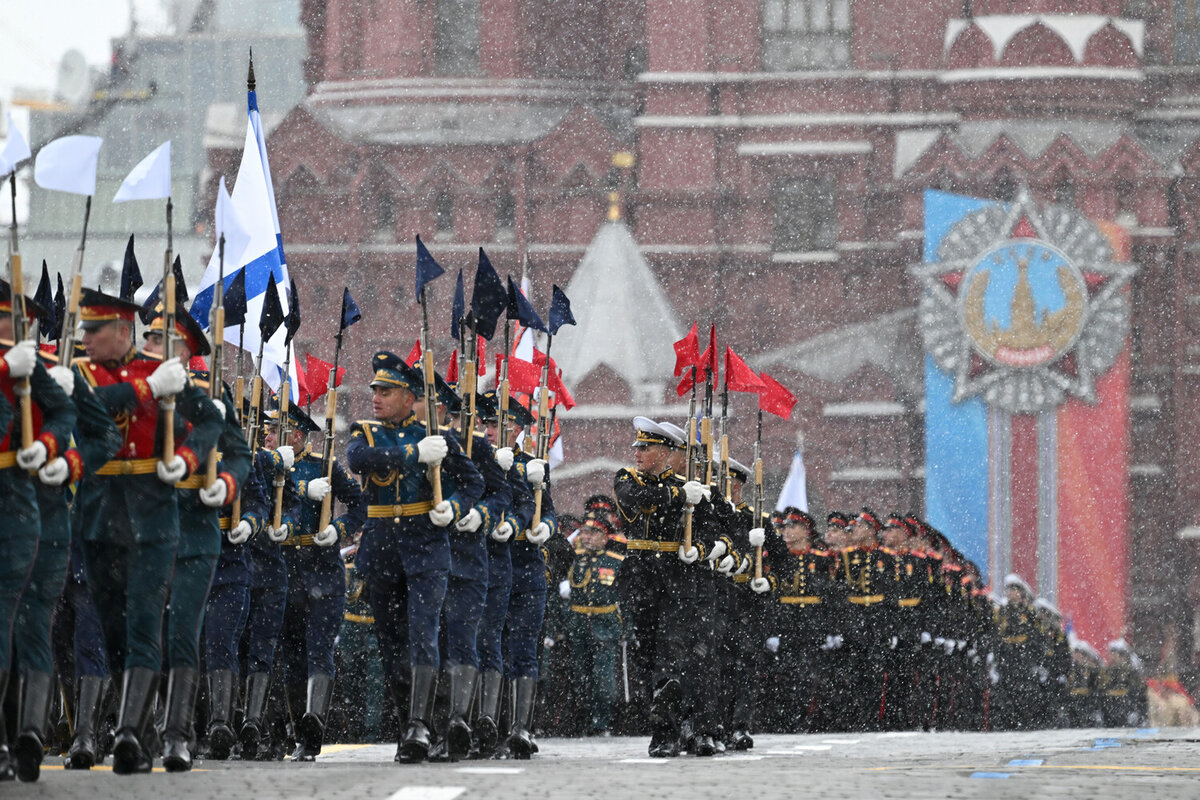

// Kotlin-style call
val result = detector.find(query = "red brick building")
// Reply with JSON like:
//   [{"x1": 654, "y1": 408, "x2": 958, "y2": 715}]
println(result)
[{"x1": 229, "y1": 0, "x2": 1200, "y2": 668}]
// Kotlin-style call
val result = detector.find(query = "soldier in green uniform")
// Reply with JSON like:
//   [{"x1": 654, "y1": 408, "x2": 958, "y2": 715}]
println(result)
[
  {"x1": 562, "y1": 513, "x2": 625, "y2": 736},
  {"x1": 72, "y1": 289, "x2": 223, "y2": 774}
]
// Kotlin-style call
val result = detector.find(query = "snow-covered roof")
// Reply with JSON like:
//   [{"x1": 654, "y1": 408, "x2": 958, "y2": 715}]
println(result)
[
  {"x1": 553, "y1": 220, "x2": 681, "y2": 404},
  {"x1": 750, "y1": 307, "x2": 922, "y2": 398},
  {"x1": 306, "y1": 102, "x2": 571, "y2": 147},
  {"x1": 944, "y1": 15, "x2": 1144, "y2": 62}
]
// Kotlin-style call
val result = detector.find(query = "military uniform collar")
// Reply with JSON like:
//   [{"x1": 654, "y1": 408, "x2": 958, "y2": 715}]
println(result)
[{"x1": 100, "y1": 346, "x2": 142, "y2": 371}]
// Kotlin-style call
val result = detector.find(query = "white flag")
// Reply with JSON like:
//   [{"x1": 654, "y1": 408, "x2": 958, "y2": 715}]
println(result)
[
  {"x1": 113, "y1": 141, "x2": 171, "y2": 203},
  {"x1": 775, "y1": 445, "x2": 808, "y2": 513},
  {"x1": 0, "y1": 113, "x2": 31, "y2": 174},
  {"x1": 34, "y1": 135, "x2": 103, "y2": 196},
  {"x1": 215, "y1": 176, "x2": 251, "y2": 268}
]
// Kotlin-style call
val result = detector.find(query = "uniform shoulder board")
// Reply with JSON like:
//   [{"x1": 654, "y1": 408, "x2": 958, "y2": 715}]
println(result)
[{"x1": 605, "y1": 550, "x2": 626, "y2": 561}]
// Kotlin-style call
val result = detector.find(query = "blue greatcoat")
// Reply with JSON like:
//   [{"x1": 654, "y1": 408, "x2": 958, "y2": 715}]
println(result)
[
  {"x1": 504, "y1": 450, "x2": 556, "y2": 680},
  {"x1": 346, "y1": 413, "x2": 484, "y2": 672}
]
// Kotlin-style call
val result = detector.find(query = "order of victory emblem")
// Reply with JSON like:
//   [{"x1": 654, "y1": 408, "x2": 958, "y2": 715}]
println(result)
[{"x1": 912, "y1": 192, "x2": 1137, "y2": 414}]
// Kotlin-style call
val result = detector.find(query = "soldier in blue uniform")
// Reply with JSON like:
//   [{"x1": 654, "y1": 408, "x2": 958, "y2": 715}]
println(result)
[
  {"x1": 73, "y1": 289, "x2": 223, "y2": 774},
  {"x1": 239, "y1": 404, "x2": 300, "y2": 759},
  {"x1": 141, "y1": 307, "x2": 252, "y2": 771},
  {"x1": 203, "y1": 394, "x2": 269, "y2": 761},
  {"x1": 422, "y1": 378, "x2": 510, "y2": 762},
  {"x1": 471, "y1": 391, "x2": 535, "y2": 759},
  {"x1": 275, "y1": 403, "x2": 365, "y2": 761},
  {"x1": 345, "y1": 352, "x2": 483, "y2": 763},
  {"x1": 0, "y1": 286, "x2": 82, "y2": 781},
  {"x1": 489, "y1": 395, "x2": 555, "y2": 759}
]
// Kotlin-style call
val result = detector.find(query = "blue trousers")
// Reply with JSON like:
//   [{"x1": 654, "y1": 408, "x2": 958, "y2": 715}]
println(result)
[
  {"x1": 167, "y1": 553, "x2": 217, "y2": 669},
  {"x1": 280, "y1": 561, "x2": 346, "y2": 681},
  {"x1": 0, "y1": 470, "x2": 40, "y2": 672},
  {"x1": 504, "y1": 587, "x2": 547, "y2": 680},
  {"x1": 243, "y1": 583, "x2": 287, "y2": 675},
  {"x1": 366, "y1": 567, "x2": 448, "y2": 673},
  {"x1": 70, "y1": 580, "x2": 108, "y2": 678},
  {"x1": 441, "y1": 573, "x2": 487, "y2": 669},
  {"x1": 477, "y1": 543, "x2": 512, "y2": 674},
  {"x1": 203, "y1": 580, "x2": 250, "y2": 674}
]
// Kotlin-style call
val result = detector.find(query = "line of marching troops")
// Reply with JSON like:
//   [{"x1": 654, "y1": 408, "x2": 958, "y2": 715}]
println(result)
[
  {"x1": 0, "y1": 281, "x2": 1151, "y2": 781},
  {"x1": 0, "y1": 280, "x2": 568, "y2": 781},
  {"x1": 535, "y1": 416, "x2": 1148, "y2": 755}
]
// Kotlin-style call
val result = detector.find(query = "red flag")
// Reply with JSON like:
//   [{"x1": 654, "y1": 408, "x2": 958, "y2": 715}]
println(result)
[
  {"x1": 292, "y1": 355, "x2": 310, "y2": 406},
  {"x1": 758, "y1": 371, "x2": 797, "y2": 419},
  {"x1": 508, "y1": 357, "x2": 540, "y2": 395},
  {"x1": 303, "y1": 353, "x2": 346, "y2": 402},
  {"x1": 405, "y1": 339, "x2": 422, "y2": 367},
  {"x1": 446, "y1": 349, "x2": 459, "y2": 384},
  {"x1": 477, "y1": 335, "x2": 487, "y2": 376},
  {"x1": 724, "y1": 347, "x2": 765, "y2": 393},
  {"x1": 673, "y1": 322, "x2": 699, "y2": 377}
]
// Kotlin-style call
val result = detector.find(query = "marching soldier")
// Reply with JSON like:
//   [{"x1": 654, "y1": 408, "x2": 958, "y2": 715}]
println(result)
[
  {"x1": 473, "y1": 391, "x2": 535, "y2": 759},
  {"x1": 993, "y1": 573, "x2": 1039, "y2": 730},
  {"x1": 142, "y1": 306, "x2": 252, "y2": 772},
  {"x1": 491, "y1": 395, "x2": 556, "y2": 759},
  {"x1": 345, "y1": 352, "x2": 483, "y2": 763},
  {"x1": 277, "y1": 404, "x2": 366, "y2": 761},
  {"x1": 1, "y1": 285, "x2": 89, "y2": 782},
  {"x1": 73, "y1": 288, "x2": 223, "y2": 774},
  {"x1": 613, "y1": 417, "x2": 711, "y2": 758},
  {"x1": 1099, "y1": 639, "x2": 1147, "y2": 727}
]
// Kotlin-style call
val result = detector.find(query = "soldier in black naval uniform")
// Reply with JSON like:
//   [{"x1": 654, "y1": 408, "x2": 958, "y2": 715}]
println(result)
[
  {"x1": 613, "y1": 417, "x2": 715, "y2": 758},
  {"x1": 346, "y1": 352, "x2": 484, "y2": 763}
]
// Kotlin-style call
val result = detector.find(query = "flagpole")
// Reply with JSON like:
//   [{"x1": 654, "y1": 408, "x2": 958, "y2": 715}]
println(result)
[
  {"x1": 498, "y1": 316, "x2": 511, "y2": 448},
  {"x1": 6, "y1": 170, "x2": 33, "y2": 450},
  {"x1": 530, "y1": 332, "x2": 552, "y2": 531},
  {"x1": 419, "y1": 286, "x2": 443, "y2": 505},
  {"x1": 317, "y1": 290, "x2": 350, "y2": 532},
  {"x1": 160, "y1": 195, "x2": 177, "y2": 466},
  {"x1": 271, "y1": 337, "x2": 292, "y2": 531},
  {"x1": 682, "y1": 364, "x2": 698, "y2": 554},
  {"x1": 57, "y1": 195, "x2": 92, "y2": 364},
  {"x1": 753, "y1": 405, "x2": 765, "y2": 580},
  {"x1": 718, "y1": 362, "x2": 730, "y2": 502},
  {"x1": 206, "y1": 232, "x2": 226, "y2": 486}
]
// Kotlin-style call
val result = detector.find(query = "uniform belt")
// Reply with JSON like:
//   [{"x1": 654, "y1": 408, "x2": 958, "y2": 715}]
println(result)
[
  {"x1": 781, "y1": 596, "x2": 822, "y2": 605},
  {"x1": 733, "y1": 574, "x2": 749, "y2": 583},
  {"x1": 1106, "y1": 689, "x2": 1129, "y2": 697},
  {"x1": 176, "y1": 475, "x2": 206, "y2": 489},
  {"x1": 344, "y1": 612, "x2": 374, "y2": 624},
  {"x1": 1070, "y1": 688, "x2": 1091, "y2": 696},
  {"x1": 281, "y1": 534, "x2": 319, "y2": 547},
  {"x1": 571, "y1": 604, "x2": 617, "y2": 615},
  {"x1": 367, "y1": 501, "x2": 434, "y2": 519},
  {"x1": 218, "y1": 517, "x2": 232, "y2": 531},
  {"x1": 898, "y1": 598, "x2": 921, "y2": 608},
  {"x1": 0, "y1": 451, "x2": 16, "y2": 469},
  {"x1": 1002, "y1": 635, "x2": 1028, "y2": 644},
  {"x1": 848, "y1": 594, "x2": 884, "y2": 606},
  {"x1": 96, "y1": 457, "x2": 160, "y2": 476},
  {"x1": 626, "y1": 539, "x2": 680, "y2": 552}
]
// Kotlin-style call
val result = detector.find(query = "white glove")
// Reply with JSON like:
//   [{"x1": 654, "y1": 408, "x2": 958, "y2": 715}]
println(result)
[
  {"x1": 156, "y1": 455, "x2": 187, "y2": 484},
  {"x1": 821, "y1": 635, "x2": 838, "y2": 651},
  {"x1": 705, "y1": 540, "x2": 727, "y2": 562},
  {"x1": 678, "y1": 545, "x2": 700, "y2": 564},
  {"x1": 733, "y1": 556, "x2": 750, "y2": 576},
  {"x1": 455, "y1": 508, "x2": 483, "y2": 533},
  {"x1": 212, "y1": 398, "x2": 227, "y2": 420},
  {"x1": 228, "y1": 520, "x2": 253, "y2": 544},
  {"x1": 717, "y1": 555, "x2": 736, "y2": 574},
  {"x1": 920, "y1": 631, "x2": 932, "y2": 645},
  {"x1": 268, "y1": 525, "x2": 289, "y2": 542},
  {"x1": 543, "y1": 636, "x2": 555, "y2": 650},
  {"x1": 48, "y1": 365, "x2": 75, "y2": 397},
  {"x1": 682, "y1": 480, "x2": 709, "y2": 505},
  {"x1": 417, "y1": 435, "x2": 447, "y2": 465},
  {"x1": 38, "y1": 457, "x2": 71, "y2": 486},
  {"x1": 314, "y1": 524, "x2": 339, "y2": 547},
  {"x1": 765, "y1": 636, "x2": 781, "y2": 653},
  {"x1": 275, "y1": 445, "x2": 295, "y2": 470},
  {"x1": 429, "y1": 500, "x2": 454, "y2": 527},
  {"x1": 491, "y1": 521, "x2": 515, "y2": 542},
  {"x1": 525, "y1": 458, "x2": 546, "y2": 486},
  {"x1": 3, "y1": 340, "x2": 37, "y2": 378},
  {"x1": 748, "y1": 527, "x2": 765, "y2": 547},
  {"x1": 558, "y1": 579, "x2": 571, "y2": 599},
  {"x1": 146, "y1": 357, "x2": 187, "y2": 398},
  {"x1": 889, "y1": 636, "x2": 900, "y2": 650},
  {"x1": 199, "y1": 479, "x2": 229, "y2": 508},
  {"x1": 495, "y1": 446, "x2": 514, "y2": 473},
  {"x1": 527, "y1": 521, "x2": 551, "y2": 545},
  {"x1": 750, "y1": 576, "x2": 770, "y2": 594},
  {"x1": 17, "y1": 441, "x2": 48, "y2": 470},
  {"x1": 306, "y1": 476, "x2": 331, "y2": 501}
]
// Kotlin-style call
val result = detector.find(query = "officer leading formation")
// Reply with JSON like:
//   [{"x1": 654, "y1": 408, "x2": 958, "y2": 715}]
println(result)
[{"x1": 0, "y1": 228, "x2": 1150, "y2": 780}]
